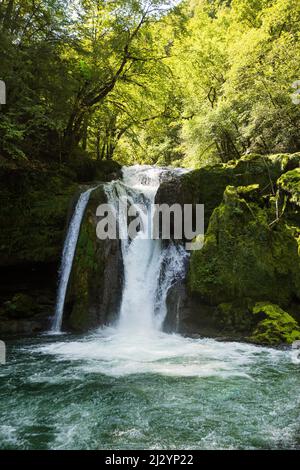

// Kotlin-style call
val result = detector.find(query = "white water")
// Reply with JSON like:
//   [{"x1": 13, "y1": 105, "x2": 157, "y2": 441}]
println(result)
[
  {"x1": 52, "y1": 188, "x2": 95, "y2": 332},
  {"x1": 105, "y1": 165, "x2": 188, "y2": 335}
]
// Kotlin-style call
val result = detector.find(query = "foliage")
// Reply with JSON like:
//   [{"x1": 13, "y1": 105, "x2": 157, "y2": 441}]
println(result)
[
  {"x1": 170, "y1": 0, "x2": 300, "y2": 166},
  {"x1": 1, "y1": 0, "x2": 300, "y2": 166}
]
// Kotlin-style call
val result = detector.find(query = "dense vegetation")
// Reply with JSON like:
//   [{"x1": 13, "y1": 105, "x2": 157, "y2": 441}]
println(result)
[{"x1": 1, "y1": 0, "x2": 300, "y2": 168}]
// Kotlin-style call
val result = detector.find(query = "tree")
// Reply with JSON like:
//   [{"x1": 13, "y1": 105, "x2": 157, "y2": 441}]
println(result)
[{"x1": 61, "y1": 0, "x2": 176, "y2": 157}]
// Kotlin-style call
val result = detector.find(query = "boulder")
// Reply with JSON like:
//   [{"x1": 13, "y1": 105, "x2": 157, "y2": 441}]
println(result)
[
  {"x1": 278, "y1": 168, "x2": 300, "y2": 207},
  {"x1": 0, "y1": 158, "x2": 120, "y2": 335},
  {"x1": 188, "y1": 185, "x2": 300, "y2": 307},
  {"x1": 249, "y1": 302, "x2": 300, "y2": 345}
]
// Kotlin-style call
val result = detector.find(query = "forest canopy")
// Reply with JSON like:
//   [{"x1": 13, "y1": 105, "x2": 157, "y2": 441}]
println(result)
[{"x1": 0, "y1": 0, "x2": 300, "y2": 168}]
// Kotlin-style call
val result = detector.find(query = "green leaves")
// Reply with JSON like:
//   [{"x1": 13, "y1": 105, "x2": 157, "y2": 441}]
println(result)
[{"x1": 1, "y1": 0, "x2": 299, "y2": 166}]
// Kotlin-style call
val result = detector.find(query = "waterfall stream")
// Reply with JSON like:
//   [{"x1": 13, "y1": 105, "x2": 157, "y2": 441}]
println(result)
[
  {"x1": 105, "y1": 165, "x2": 188, "y2": 335},
  {"x1": 52, "y1": 187, "x2": 95, "y2": 333}
]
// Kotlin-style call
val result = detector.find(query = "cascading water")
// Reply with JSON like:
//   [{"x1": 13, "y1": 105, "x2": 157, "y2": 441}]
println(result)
[
  {"x1": 105, "y1": 165, "x2": 188, "y2": 335},
  {"x1": 52, "y1": 187, "x2": 95, "y2": 333}
]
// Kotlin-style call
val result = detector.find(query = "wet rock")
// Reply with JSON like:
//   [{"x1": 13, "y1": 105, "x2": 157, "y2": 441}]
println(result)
[{"x1": 0, "y1": 158, "x2": 121, "y2": 335}]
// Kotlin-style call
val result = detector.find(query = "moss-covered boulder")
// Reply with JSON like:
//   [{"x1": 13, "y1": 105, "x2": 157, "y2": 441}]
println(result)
[
  {"x1": 278, "y1": 168, "x2": 300, "y2": 208},
  {"x1": 249, "y1": 302, "x2": 300, "y2": 345},
  {"x1": 63, "y1": 186, "x2": 123, "y2": 332},
  {"x1": 188, "y1": 184, "x2": 300, "y2": 307}
]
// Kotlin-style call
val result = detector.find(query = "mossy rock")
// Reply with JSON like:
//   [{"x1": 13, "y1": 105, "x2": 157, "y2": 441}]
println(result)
[
  {"x1": 0, "y1": 164, "x2": 79, "y2": 266},
  {"x1": 0, "y1": 158, "x2": 121, "y2": 268},
  {"x1": 188, "y1": 184, "x2": 300, "y2": 306},
  {"x1": 278, "y1": 168, "x2": 300, "y2": 207},
  {"x1": 249, "y1": 302, "x2": 300, "y2": 345},
  {"x1": 224, "y1": 184, "x2": 260, "y2": 204}
]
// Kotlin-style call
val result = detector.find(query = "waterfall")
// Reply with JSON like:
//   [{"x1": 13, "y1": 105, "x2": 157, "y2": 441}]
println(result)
[
  {"x1": 106, "y1": 166, "x2": 188, "y2": 335},
  {"x1": 52, "y1": 188, "x2": 95, "y2": 333},
  {"x1": 52, "y1": 165, "x2": 188, "y2": 335}
]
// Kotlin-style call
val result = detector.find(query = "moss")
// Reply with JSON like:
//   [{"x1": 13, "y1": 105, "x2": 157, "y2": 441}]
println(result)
[
  {"x1": 65, "y1": 189, "x2": 105, "y2": 330},
  {"x1": 157, "y1": 153, "x2": 300, "y2": 232},
  {"x1": 278, "y1": 168, "x2": 300, "y2": 207},
  {"x1": 188, "y1": 184, "x2": 300, "y2": 306},
  {"x1": 249, "y1": 302, "x2": 300, "y2": 345}
]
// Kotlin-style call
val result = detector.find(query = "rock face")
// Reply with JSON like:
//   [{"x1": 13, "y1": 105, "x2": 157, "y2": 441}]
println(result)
[
  {"x1": 189, "y1": 185, "x2": 300, "y2": 306},
  {"x1": 62, "y1": 186, "x2": 123, "y2": 332},
  {"x1": 0, "y1": 158, "x2": 121, "y2": 335},
  {"x1": 186, "y1": 184, "x2": 300, "y2": 344},
  {"x1": 0, "y1": 162, "x2": 78, "y2": 334},
  {"x1": 2, "y1": 152, "x2": 300, "y2": 344},
  {"x1": 161, "y1": 153, "x2": 300, "y2": 345}
]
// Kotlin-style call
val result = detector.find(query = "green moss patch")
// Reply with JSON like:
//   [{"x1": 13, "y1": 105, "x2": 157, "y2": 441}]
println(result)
[
  {"x1": 188, "y1": 184, "x2": 300, "y2": 307},
  {"x1": 278, "y1": 168, "x2": 300, "y2": 207},
  {"x1": 249, "y1": 302, "x2": 300, "y2": 345}
]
